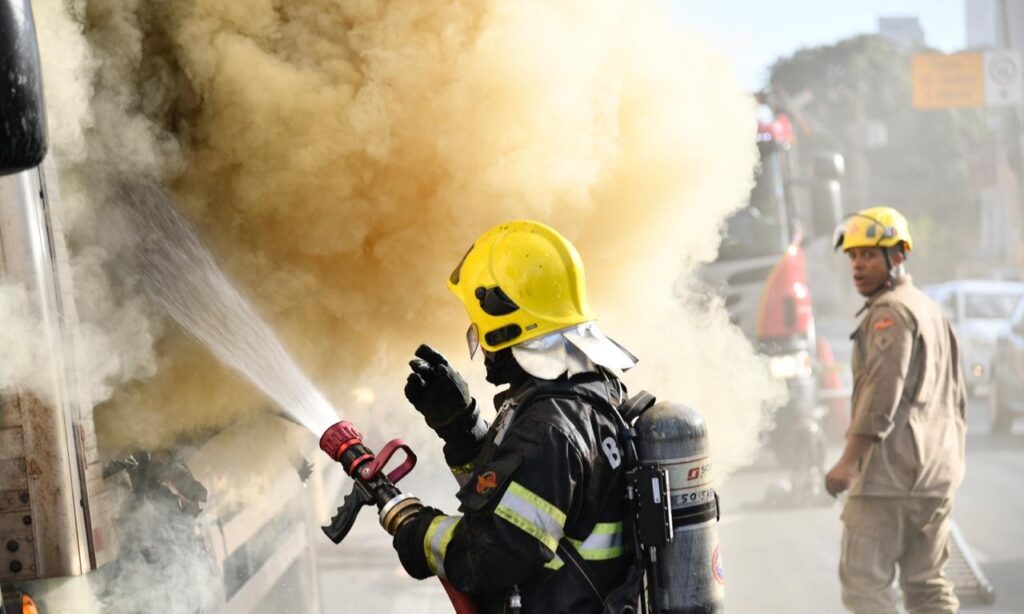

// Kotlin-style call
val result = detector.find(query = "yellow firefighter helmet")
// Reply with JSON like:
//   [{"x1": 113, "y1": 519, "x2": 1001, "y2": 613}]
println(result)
[
  {"x1": 833, "y1": 206, "x2": 913, "y2": 253},
  {"x1": 448, "y1": 220, "x2": 595, "y2": 354}
]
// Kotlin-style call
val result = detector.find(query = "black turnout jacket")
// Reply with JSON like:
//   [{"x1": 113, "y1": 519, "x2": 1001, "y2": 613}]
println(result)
[{"x1": 419, "y1": 372, "x2": 632, "y2": 613}]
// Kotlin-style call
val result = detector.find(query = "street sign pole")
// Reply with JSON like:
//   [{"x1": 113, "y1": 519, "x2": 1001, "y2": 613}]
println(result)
[{"x1": 997, "y1": 0, "x2": 1024, "y2": 266}]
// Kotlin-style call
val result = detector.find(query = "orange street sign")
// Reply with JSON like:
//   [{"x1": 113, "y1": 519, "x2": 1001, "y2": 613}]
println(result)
[{"x1": 912, "y1": 52, "x2": 984, "y2": 109}]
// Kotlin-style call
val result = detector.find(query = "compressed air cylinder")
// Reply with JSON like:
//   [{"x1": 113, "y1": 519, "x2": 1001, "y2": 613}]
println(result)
[{"x1": 635, "y1": 402, "x2": 724, "y2": 614}]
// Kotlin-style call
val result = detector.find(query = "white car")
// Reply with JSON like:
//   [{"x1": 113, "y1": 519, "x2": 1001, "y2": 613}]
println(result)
[{"x1": 923, "y1": 280, "x2": 1024, "y2": 397}]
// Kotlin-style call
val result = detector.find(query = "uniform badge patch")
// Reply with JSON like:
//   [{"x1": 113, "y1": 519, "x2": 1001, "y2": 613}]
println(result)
[
  {"x1": 475, "y1": 471, "x2": 499, "y2": 495},
  {"x1": 873, "y1": 317, "x2": 894, "y2": 331}
]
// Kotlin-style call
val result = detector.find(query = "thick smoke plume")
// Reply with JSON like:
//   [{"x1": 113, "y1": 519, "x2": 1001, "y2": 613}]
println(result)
[{"x1": 25, "y1": 0, "x2": 781, "y2": 475}]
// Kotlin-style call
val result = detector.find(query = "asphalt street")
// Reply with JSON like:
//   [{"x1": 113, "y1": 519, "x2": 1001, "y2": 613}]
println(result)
[{"x1": 716, "y1": 392, "x2": 1023, "y2": 614}]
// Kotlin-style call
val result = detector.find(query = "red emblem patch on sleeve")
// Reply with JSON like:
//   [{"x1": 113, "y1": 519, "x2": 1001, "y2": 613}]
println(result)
[
  {"x1": 475, "y1": 471, "x2": 499, "y2": 495},
  {"x1": 873, "y1": 317, "x2": 894, "y2": 331}
]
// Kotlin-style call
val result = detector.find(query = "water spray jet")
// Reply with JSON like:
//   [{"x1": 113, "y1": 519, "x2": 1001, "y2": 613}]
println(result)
[
  {"x1": 113, "y1": 178, "x2": 478, "y2": 613},
  {"x1": 114, "y1": 179, "x2": 339, "y2": 435}
]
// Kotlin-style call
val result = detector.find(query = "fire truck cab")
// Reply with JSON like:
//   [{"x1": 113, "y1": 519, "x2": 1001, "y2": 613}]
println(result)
[{"x1": 704, "y1": 103, "x2": 844, "y2": 490}]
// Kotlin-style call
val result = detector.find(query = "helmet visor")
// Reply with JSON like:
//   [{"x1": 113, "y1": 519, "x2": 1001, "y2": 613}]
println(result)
[
  {"x1": 831, "y1": 220, "x2": 848, "y2": 251},
  {"x1": 466, "y1": 323, "x2": 480, "y2": 360},
  {"x1": 833, "y1": 214, "x2": 895, "y2": 251}
]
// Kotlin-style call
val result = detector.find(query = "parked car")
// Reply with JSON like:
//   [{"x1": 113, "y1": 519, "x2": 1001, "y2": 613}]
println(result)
[
  {"x1": 923, "y1": 280, "x2": 1024, "y2": 397},
  {"x1": 989, "y1": 295, "x2": 1024, "y2": 434}
]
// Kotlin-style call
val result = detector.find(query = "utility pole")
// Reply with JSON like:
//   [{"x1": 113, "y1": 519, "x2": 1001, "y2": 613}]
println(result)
[
  {"x1": 853, "y1": 78, "x2": 870, "y2": 210},
  {"x1": 998, "y1": 0, "x2": 1024, "y2": 266}
]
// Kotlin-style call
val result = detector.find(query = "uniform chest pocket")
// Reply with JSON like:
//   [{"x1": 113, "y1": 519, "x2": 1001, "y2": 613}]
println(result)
[
  {"x1": 457, "y1": 451, "x2": 524, "y2": 513},
  {"x1": 850, "y1": 329, "x2": 865, "y2": 380},
  {"x1": 904, "y1": 336, "x2": 934, "y2": 409}
]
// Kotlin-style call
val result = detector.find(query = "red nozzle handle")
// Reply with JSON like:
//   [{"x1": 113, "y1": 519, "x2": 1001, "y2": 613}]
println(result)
[{"x1": 360, "y1": 438, "x2": 416, "y2": 484}]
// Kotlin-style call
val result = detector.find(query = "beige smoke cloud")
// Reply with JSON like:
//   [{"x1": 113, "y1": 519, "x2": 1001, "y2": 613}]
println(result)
[{"x1": 31, "y1": 0, "x2": 780, "y2": 472}]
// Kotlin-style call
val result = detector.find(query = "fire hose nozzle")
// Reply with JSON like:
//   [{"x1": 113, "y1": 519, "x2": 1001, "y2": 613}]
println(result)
[
  {"x1": 317, "y1": 423, "x2": 480, "y2": 613},
  {"x1": 319, "y1": 421, "x2": 420, "y2": 541},
  {"x1": 319, "y1": 420, "x2": 363, "y2": 462}
]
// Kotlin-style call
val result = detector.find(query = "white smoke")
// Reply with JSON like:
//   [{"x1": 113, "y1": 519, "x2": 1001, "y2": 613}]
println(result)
[
  {"x1": 70, "y1": 246, "x2": 163, "y2": 406},
  {"x1": 0, "y1": 283, "x2": 53, "y2": 400},
  {"x1": 92, "y1": 497, "x2": 220, "y2": 614}
]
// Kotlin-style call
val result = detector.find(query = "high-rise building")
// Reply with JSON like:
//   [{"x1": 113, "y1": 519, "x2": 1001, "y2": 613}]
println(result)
[
  {"x1": 879, "y1": 17, "x2": 926, "y2": 52},
  {"x1": 965, "y1": 0, "x2": 1024, "y2": 269},
  {"x1": 967, "y1": 0, "x2": 1024, "y2": 49}
]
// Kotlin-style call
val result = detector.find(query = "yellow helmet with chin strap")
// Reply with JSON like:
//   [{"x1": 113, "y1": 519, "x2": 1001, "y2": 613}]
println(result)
[
  {"x1": 448, "y1": 220, "x2": 595, "y2": 354},
  {"x1": 833, "y1": 206, "x2": 913, "y2": 253}
]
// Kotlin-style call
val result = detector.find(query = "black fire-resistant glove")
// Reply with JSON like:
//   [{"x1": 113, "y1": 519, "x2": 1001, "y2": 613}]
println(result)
[
  {"x1": 392, "y1": 506, "x2": 444, "y2": 580},
  {"x1": 404, "y1": 344, "x2": 477, "y2": 441}
]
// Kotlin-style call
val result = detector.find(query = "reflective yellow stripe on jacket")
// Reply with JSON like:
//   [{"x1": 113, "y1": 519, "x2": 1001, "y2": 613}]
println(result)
[
  {"x1": 449, "y1": 461, "x2": 476, "y2": 488},
  {"x1": 494, "y1": 482, "x2": 566, "y2": 552},
  {"x1": 423, "y1": 515, "x2": 461, "y2": 579},
  {"x1": 543, "y1": 522, "x2": 627, "y2": 570},
  {"x1": 571, "y1": 521, "x2": 626, "y2": 560}
]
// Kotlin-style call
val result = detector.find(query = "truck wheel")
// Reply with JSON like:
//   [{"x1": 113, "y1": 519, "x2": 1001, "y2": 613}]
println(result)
[
  {"x1": 0, "y1": 0, "x2": 48, "y2": 174},
  {"x1": 989, "y1": 373, "x2": 1012, "y2": 435}
]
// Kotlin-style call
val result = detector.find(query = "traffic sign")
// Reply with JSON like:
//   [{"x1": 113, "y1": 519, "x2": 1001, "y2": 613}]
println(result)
[
  {"x1": 912, "y1": 52, "x2": 983, "y2": 109},
  {"x1": 912, "y1": 51, "x2": 1024, "y2": 109},
  {"x1": 984, "y1": 50, "x2": 1023, "y2": 106}
]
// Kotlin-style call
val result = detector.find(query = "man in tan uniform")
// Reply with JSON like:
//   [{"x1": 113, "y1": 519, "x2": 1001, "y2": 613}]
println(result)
[{"x1": 826, "y1": 206, "x2": 966, "y2": 614}]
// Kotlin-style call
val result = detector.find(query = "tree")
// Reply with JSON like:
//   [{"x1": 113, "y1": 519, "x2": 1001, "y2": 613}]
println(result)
[{"x1": 768, "y1": 35, "x2": 990, "y2": 281}]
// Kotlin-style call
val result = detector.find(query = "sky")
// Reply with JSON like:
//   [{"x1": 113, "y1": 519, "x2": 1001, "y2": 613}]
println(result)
[{"x1": 672, "y1": 0, "x2": 967, "y2": 90}]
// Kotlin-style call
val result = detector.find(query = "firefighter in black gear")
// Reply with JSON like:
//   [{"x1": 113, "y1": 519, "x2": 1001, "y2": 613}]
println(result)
[{"x1": 392, "y1": 221, "x2": 639, "y2": 613}]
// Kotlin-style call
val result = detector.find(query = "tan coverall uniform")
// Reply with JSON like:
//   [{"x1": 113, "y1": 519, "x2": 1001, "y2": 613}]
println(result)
[{"x1": 841, "y1": 275, "x2": 966, "y2": 614}]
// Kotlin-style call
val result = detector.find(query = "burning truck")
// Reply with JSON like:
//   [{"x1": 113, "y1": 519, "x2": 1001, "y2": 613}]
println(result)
[
  {"x1": 0, "y1": 2, "x2": 329, "y2": 612},
  {"x1": 2, "y1": 0, "x2": 801, "y2": 610}
]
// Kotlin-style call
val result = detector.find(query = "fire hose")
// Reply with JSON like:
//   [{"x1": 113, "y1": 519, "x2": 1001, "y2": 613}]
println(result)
[{"x1": 319, "y1": 421, "x2": 478, "y2": 614}]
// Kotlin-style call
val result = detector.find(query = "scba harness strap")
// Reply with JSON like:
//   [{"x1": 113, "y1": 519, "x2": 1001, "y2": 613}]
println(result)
[
  {"x1": 619, "y1": 390, "x2": 657, "y2": 424},
  {"x1": 522, "y1": 379, "x2": 658, "y2": 611}
]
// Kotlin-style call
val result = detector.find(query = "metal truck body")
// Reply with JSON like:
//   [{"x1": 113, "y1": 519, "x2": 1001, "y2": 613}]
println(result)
[
  {"x1": 0, "y1": 160, "x2": 329, "y2": 614},
  {"x1": 0, "y1": 1, "x2": 329, "y2": 611}
]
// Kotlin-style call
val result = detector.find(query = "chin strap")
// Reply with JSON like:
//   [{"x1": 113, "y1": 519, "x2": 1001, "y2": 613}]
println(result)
[{"x1": 883, "y1": 246, "x2": 908, "y2": 282}]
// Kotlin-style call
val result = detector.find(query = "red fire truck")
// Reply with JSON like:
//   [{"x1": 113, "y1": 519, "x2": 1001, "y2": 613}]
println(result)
[{"x1": 703, "y1": 104, "x2": 845, "y2": 494}]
